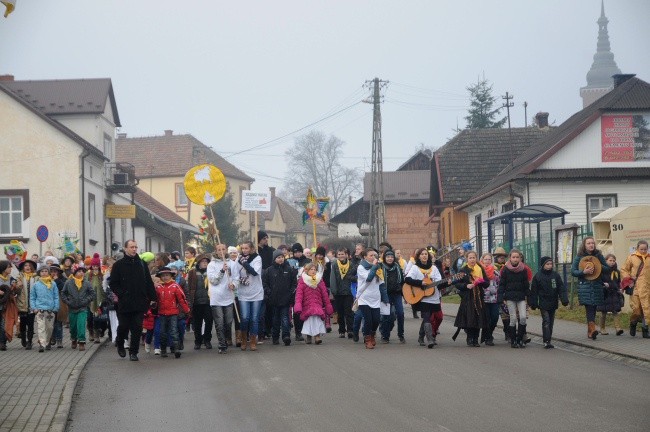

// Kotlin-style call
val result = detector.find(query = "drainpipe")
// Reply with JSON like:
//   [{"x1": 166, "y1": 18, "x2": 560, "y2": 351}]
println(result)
[{"x1": 79, "y1": 150, "x2": 89, "y2": 254}]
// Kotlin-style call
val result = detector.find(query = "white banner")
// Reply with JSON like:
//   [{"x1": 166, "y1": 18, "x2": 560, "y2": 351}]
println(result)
[{"x1": 241, "y1": 190, "x2": 271, "y2": 212}]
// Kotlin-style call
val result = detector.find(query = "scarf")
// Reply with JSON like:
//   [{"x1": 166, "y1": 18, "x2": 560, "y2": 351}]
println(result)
[
  {"x1": 360, "y1": 260, "x2": 384, "y2": 281},
  {"x1": 505, "y1": 261, "x2": 525, "y2": 273},
  {"x1": 398, "y1": 258, "x2": 406, "y2": 270},
  {"x1": 22, "y1": 272, "x2": 35, "y2": 280},
  {"x1": 39, "y1": 276, "x2": 53, "y2": 289},
  {"x1": 483, "y1": 264, "x2": 495, "y2": 280},
  {"x1": 382, "y1": 262, "x2": 403, "y2": 284},
  {"x1": 301, "y1": 272, "x2": 322, "y2": 289},
  {"x1": 415, "y1": 260, "x2": 433, "y2": 283},
  {"x1": 467, "y1": 264, "x2": 484, "y2": 281},
  {"x1": 336, "y1": 259, "x2": 350, "y2": 278},
  {"x1": 0, "y1": 274, "x2": 9, "y2": 283},
  {"x1": 72, "y1": 274, "x2": 84, "y2": 290}
]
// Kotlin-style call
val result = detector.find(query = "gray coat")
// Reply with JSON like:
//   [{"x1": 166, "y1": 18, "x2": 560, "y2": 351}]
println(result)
[{"x1": 61, "y1": 279, "x2": 95, "y2": 312}]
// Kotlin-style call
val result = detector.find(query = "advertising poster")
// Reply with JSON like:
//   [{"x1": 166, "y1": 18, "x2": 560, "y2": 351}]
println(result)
[{"x1": 601, "y1": 114, "x2": 650, "y2": 162}]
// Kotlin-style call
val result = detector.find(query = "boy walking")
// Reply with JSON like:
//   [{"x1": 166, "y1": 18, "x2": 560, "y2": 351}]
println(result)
[
  {"x1": 29, "y1": 266, "x2": 59, "y2": 352},
  {"x1": 61, "y1": 267, "x2": 95, "y2": 351},
  {"x1": 529, "y1": 256, "x2": 568, "y2": 348},
  {"x1": 155, "y1": 267, "x2": 190, "y2": 358}
]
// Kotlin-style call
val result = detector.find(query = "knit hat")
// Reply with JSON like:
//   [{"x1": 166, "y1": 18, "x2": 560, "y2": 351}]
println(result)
[
  {"x1": 90, "y1": 253, "x2": 101, "y2": 268},
  {"x1": 272, "y1": 250, "x2": 285, "y2": 261},
  {"x1": 383, "y1": 250, "x2": 395, "y2": 260},
  {"x1": 71, "y1": 265, "x2": 86, "y2": 275},
  {"x1": 84, "y1": 256, "x2": 92, "y2": 267},
  {"x1": 291, "y1": 243, "x2": 304, "y2": 253},
  {"x1": 227, "y1": 246, "x2": 238, "y2": 254},
  {"x1": 315, "y1": 246, "x2": 326, "y2": 257},
  {"x1": 540, "y1": 256, "x2": 553, "y2": 268},
  {"x1": 258, "y1": 230, "x2": 269, "y2": 242},
  {"x1": 156, "y1": 266, "x2": 175, "y2": 277}
]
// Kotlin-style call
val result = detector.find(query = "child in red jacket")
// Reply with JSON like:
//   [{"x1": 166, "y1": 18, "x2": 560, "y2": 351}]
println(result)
[{"x1": 155, "y1": 267, "x2": 190, "y2": 358}]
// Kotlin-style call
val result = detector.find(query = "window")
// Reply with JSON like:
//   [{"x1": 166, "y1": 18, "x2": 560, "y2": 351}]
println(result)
[
  {"x1": 501, "y1": 201, "x2": 516, "y2": 213},
  {"x1": 104, "y1": 133, "x2": 113, "y2": 160},
  {"x1": 175, "y1": 183, "x2": 188, "y2": 207},
  {"x1": 586, "y1": 194, "x2": 617, "y2": 225},
  {"x1": 0, "y1": 196, "x2": 23, "y2": 236},
  {"x1": 88, "y1": 193, "x2": 96, "y2": 238}
]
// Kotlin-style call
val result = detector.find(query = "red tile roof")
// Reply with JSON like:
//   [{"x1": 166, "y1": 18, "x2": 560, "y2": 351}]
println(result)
[{"x1": 116, "y1": 133, "x2": 254, "y2": 182}]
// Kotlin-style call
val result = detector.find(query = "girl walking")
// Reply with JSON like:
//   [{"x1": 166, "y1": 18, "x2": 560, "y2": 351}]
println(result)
[
  {"x1": 294, "y1": 263, "x2": 332, "y2": 344},
  {"x1": 356, "y1": 248, "x2": 387, "y2": 349},
  {"x1": 498, "y1": 249, "x2": 530, "y2": 348},
  {"x1": 453, "y1": 251, "x2": 489, "y2": 347},
  {"x1": 598, "y1": 254, "x2": 624, "y2": 336}
]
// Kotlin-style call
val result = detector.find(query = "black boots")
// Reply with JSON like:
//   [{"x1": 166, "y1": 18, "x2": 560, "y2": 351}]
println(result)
[
  {"x1": 503, "y1": 319, "x2": 511, "y2": 341},
  {"x1": 509, "y1": 326, "x2": 518, "y2": 348},
  {"x1": 518, "y1": 324, "x2": 527, "y2": 348},
  {"x1": 643, "y1": 327, "x2": 650, "y2": 339},
  {"x1": 630, "y1": 321, "x2": 638, "y2": 337}
]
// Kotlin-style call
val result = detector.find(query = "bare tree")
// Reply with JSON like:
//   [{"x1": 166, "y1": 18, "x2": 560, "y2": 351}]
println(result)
[{"x1": 282, "y1": 131, "x2": 361, "y2": 216}]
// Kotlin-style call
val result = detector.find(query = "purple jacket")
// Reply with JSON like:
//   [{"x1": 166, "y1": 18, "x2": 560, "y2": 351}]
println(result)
[{"x1": 294, "y1": 275, "x2": 333, "y2": 321}]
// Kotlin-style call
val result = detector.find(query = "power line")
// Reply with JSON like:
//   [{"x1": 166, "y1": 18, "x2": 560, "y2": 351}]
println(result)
[
  {"x1": 390, "y1": 81, "x2": 466, "y2": 97},
  {"x1": 222, "y1": 101, "x2": 362, "y2": 159}
]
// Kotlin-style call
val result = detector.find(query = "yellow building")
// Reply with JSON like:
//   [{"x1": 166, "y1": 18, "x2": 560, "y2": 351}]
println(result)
[{"x1": 116, "y1": 131, "x2": 254, "y2": 239}]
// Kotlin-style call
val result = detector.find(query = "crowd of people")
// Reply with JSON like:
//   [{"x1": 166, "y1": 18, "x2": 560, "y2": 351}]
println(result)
[{"x1": 1, "y1": 232, "x2": 648, "y2": 359}]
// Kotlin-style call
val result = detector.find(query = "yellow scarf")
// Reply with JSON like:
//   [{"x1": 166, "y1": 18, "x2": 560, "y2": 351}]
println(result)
[
  {"x1": 336, "y1": 260, "x2": 350, "y2": 278},
  {"x1": 23, "y1": 272, "x2": 35, "y2": 280},
  {"x1": 467, "y1": 264, "x2": 483, "y2": 281},
  {"x1": 375, "y1": 266, "x2": 384, "y2": 281},
  {"x1": 417, "y1": 266, "x2": 434, "y2": 284},
  {"x1": 72, "y1": 274, "x2": 84, "y2": 290},
  {"x1": 40, "y1": 276, "x2": 53, "y2": 289},
  {"x1": 398, "y1": 258, "x2": 406, "y2": 270}
]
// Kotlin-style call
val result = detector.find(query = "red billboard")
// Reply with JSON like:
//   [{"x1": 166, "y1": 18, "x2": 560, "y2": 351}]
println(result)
[{"x1": 601, "y1": 114, "x2": 650, "y2": 162}]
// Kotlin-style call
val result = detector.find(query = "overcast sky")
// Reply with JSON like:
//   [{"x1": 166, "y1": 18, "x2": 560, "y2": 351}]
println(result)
[{"x1": 2, "y1": 0, "x2": 649, "y2": 197}]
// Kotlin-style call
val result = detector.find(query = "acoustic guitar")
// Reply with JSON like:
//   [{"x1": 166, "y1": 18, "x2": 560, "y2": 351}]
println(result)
[{"x1": 402, "y1": 272, "x2": 465, "y2": 305}]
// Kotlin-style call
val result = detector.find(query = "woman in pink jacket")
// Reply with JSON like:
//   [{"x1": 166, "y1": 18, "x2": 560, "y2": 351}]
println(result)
[{"x1": 294, "y1": 263, "x2": 333, "y2": 345}]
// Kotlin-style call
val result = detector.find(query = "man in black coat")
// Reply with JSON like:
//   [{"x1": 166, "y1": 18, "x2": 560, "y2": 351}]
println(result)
[{"x1": 109, "y1": 240, "x2": 157, "y2": 361}]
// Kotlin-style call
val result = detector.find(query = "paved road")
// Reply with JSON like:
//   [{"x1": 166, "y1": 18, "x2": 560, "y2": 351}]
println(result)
[{"x1": 67, "y1": 318, "x2": 649, "y2": 432}]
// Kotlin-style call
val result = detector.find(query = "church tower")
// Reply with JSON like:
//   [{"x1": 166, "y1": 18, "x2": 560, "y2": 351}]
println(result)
[{"x1": 580, "y1": 1, "x2": 621, "y2": 108}]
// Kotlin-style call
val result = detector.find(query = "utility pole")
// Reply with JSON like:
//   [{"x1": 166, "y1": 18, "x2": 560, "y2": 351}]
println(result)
[
  {"x1": 523, "y1": 101, "x2": 528, "y2": 127},
  {"x1": 502, "y1": 92, "x2": 514, "y2": 161},
  {"x1": 364, "y1": 77, "x2": 388, "y2": 247}
]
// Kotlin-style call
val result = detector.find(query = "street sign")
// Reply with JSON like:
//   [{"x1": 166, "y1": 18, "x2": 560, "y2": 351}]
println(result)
[
  {"x1": 241, "y1": 190, "x2": 271, "y2": 212},
  {"x1": 106, "y1": 204, "x2": 136, "y2": 219},
  {"x1": 36, "y1": 225, "x2": 49, "y2": 242}
]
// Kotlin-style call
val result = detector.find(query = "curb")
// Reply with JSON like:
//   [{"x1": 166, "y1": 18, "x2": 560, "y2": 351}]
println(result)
[
  {"x1": 442, "y1": 312, "x2": 650, "y2": 369},
  {"x1": 50, "y1": 340, "x2": 104, "y2": 432}
]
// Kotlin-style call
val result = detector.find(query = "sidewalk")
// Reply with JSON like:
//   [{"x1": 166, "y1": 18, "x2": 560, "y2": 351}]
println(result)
[
  {"x1": 0, "y1": 330, "x2": 102, "y2": 432},
  {"x1": 441, "y1": 303, "x2": 650, "y2": 364}
]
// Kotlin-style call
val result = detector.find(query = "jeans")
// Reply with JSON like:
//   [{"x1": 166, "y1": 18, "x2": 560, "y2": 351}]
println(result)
[
  {"x1": 153, "y1": 316, "x2": 186, "y2": 349},
  {"x1": 212, "y1": 305, "x2": 234, "y2": 349},
  {"x1": 358, "y1": 305, "x2": 380, "y2": 336},
  {"x1": 0, "y1": 312, "x2": 6, "y2": 345},
  {"x1": 19, "y1": 312, "x2": 35, "y2": 343},
  {"x1": 239, "y1": 300, "x2": 263, "y2": 336},
  {"x1": 352, "y1": 309, "x2": 363, "y2": 335},
  {"x1": 335, "y1": 295, "x2": 354, "y2": 335},
  {"x1": 506, "y1": 300, "x2": 527, "y2": 326},
  {"x1": 53, "y1": 319, "x2": 63, "y2": 342},
  {"x1": 541, "y1": 309, "x2": 556, "y2": 343},
  {"x1": 116, "y1": 311, "x2": 144, "y2": 354},
  {"x1": 271, "y1": 305, "x2": 291, "y2": 340},
  {"x1": 380, "y1": 293, "x2": 404, "y2": 340},
  {"x1": 585, "y1": 304, "x2": 597, "y2": 322},
  {"x1": 69, "y1": 310, "x2": 88, "y2": 342},
  {"x1": 192, "y1": 304, "x2": 213, "y2": 345},
  {"x1": 159, "y1": 314, "x2": 180, "y2": 350}
]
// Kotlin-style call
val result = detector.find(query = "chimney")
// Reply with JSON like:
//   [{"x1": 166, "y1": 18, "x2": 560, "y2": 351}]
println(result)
[
  {"x1": 613, "y1": 74, "x2": 635, "y2": 88},
  {"x1": 269, "y1": 187, "x2": 276, "y2": 197},
  {"x1": 164, "y1": 129, "x2": 173, "y2": 137},
  {"x1": 535, "y1": 112, "x2": 549, "y2": 129},
  {"x1": 117, "y1": 132, "x2": 127, "y2": 139},
  {"x1": 0, "y1": 74, "x2": 14, "y2": 81}
]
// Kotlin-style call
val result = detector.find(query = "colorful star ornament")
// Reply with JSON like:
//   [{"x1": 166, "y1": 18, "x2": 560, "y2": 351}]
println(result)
[
  {"x1": 57, "y1": 235, "x2": 81, "y2": 255},
  {"x1": 3, "y1": 240, "x2": 26, "y2": 266},
  {"x1": 301, "y1": 187, "x2": 330, "y2": 225}
]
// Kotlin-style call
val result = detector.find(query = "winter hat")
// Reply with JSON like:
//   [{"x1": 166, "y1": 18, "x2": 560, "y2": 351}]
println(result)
[
  {"x1": 272, "y1": 250, "x2": 285, "y2": 261},
  {"x1": 140, "y1": 252, "x2": 155, "y2": 263},
  {"x1": 461, "y1": 242, "x2": 473, "y2": 252},
  {"x1": 83, "y1": 256, "x2": 92, "y2": 267},
  {"x1": 383, "y1": 250, "x2": 396, "y2": 261},
  {"x1": 195, "y1": 254, "x2": 211, "y2": 268},
  {"x1": 227, "y1": 246, "x2": 238, "y2": 254},
  {"x1": 291, "y1": 243, "x2": 304, "y2": 253},
  {"x1": 258, "y1": 230, "x2": 269, "y2": 242},
  {"x1": 90, "y1": 253, "x2": 101, "y2": 268},
  {"x1": 156, "y1": 266, "x2": 175, "y2": 277},
  {"x1": 71, "y1": 264, "x2": 86, "y2": 275},
  {"x1": 540, "y1": 256, "x2": 553, "y2": 268},
  {"x1": 315, "y1": 246, "x2": 326, "y2": 257}
]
